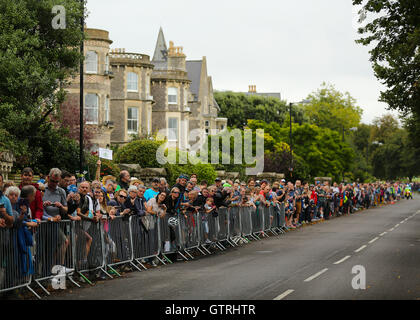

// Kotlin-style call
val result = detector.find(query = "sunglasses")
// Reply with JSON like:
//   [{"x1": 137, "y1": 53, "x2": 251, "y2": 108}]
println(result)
[
  {"x1": 172, "y1": 191, "x2": 180, "y2": 194},
  {"x1": 119, "y1": 195, "x2": 127, "y2": 199}
]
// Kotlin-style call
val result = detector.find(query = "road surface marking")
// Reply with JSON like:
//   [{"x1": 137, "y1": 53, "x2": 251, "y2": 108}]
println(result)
[
  {"x1": 333, "y1": 255, "x2": 351, "y2": 265},
  {"x1": 273, "y1": 289, "x2": 295, "y2": 300},
  {"x1": 389, "y1": 227, "x2": 395, "y2": 232},
  {"x1": 369, "y1": 237, "x2": 379, "y2": 244},
  {"x1": 355, "y1": 245, "x2": 367, "y2": 253},
  {"x1": 395, "y1": 223, "x2": 400, "y2": 227},
  {"x1": 379, "y1": 232, "x2": 387, "y2": 236},
  {"x1": 304, "y1": 268, "x2": 328, "y2": 282}
]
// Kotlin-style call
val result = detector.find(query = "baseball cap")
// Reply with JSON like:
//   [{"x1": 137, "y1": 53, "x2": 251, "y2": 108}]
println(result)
[
  {"x1": 179, "y1": 174, "x2": 189, "y2": 180},
  {"x1": 215, "y1": 177, "x2": 221, "y2": 182},
  {"x1": 261, "y1": 179, "x2": 269, "y2": 184},
  {"x1": 152, "y1": 177, "x2": 160, "y2": 183},
  {"x1": 281, "y1": 179, "x2": 286, "y2": 182}
]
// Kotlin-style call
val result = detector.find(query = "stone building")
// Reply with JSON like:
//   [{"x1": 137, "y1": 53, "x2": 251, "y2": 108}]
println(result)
[
  {"x1": 244, "y1": 85, "x2": 281, "y2": 100},
  {"x1": 65, "y1": 28, "x2": 115, "y2": 150},
  {"x1": 63, "y1": 27, "x2": 228, "y2": 150},
  {"x1": 151, "y1": 28, "x2": 227, "y2": 150},
  {"x1": 109, "y1": 49, "x2": 154, "y2": 145}
]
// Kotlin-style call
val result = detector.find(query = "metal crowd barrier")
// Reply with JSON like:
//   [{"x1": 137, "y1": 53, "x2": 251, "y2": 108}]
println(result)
[
  {"x1": 73, "y1": 219, "x2": 111, "y2": 282},
  {"x1": 178, "y1": 211, "x2": 207, "y2": 258},
  {"x1": 251, "y1": 206, "x2": 264, "y2": 238},
  {"x1": 33, "y1": 220, "x2": 79, "y2": 295},
  {"x1": 241, "y1": 207, "x2": 258, "y2": 240},
  {"x1": 0, "y1": 202, "x2": 316, "y2": 299},
  {"x1": 0, "y1": 227, "x2": 39, "y2": 299},
  {"x1": 103, "y1": 216, "x2": 141, "y2": 274},
  {"x1": 130, "y1": 215, "x2": 166, "y2": 268}
]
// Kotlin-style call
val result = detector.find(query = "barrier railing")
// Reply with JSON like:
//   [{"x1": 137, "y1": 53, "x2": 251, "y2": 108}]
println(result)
[
  {"x1": 0, "y1": 227, "x2": 40, "y2": 299},
  {"x1": 73, "y1": 219, "x2": 111, "y2": 282},
  {"x1": 103, "y1": 216, "x2": 141, "y2": 274},
  {"x1": 130, "y1": 215, "x2": 166, "y2": 268},
  {"x1": 2, "y1": 199, "x2": 395, "y2": 299},
  {"x1": 33, "y1": 220, "x2": 79, "y2": 295},
  {"x1": 178, "y1": 211, "x2": 206, "y2": 258}
]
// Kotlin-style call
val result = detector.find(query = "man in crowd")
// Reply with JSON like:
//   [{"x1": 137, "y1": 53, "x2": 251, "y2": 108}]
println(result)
[
  {"x1": 19, "y1": 167, "x2": 43, "y2": 220},
  {"x1": 118, "y1": 170, "x2": 131, "y2": 191},
  {"x1": 144, "y1": 178, "x2": 160, "y2": 201}
]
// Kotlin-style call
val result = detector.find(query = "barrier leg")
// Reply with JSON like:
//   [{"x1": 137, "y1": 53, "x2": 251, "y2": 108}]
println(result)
[
  {"x1": 156, "y1": 256, "x2": 167, "y2": 265},
  {"x1": 201, "y1": 245, "x2": 212, "y2": 254},
  {"x1": 107, "y1": 265, "x2": 121, "y2": 277},
  {"x1": 162, "y1": 254, "x2": 173, "y2": 264},
  {"x1": 178, "y1": 251, "x2": 189, "y2": 261},
  {"x1": 184, "y1": 250, "x2": 195, "y2": 260},
  {"x1": 27, "y1": 284, "x2": 42, "y2": 300},
  {"x1": 34, "y1": 280, "x2": 51, "y2": 296},
  {"x1": 196, "y1": 246, "x2": 207, "y2": 255}
]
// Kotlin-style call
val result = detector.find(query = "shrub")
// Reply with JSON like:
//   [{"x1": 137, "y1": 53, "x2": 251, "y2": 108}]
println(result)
[
  {"x1": 164, "y1": 162, "x2": 217, "y2": 186},
  {"x1": 114, "y1": 139, "x2": 163, "y2": 167}
]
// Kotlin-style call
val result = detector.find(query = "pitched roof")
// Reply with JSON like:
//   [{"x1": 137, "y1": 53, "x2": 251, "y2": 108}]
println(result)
[
  {"x1": 152, "y1": 27, "x2": 168, "y2": 62},
  {"x1": 186, "y1": 60, "x2": 202, "y2": 97}
]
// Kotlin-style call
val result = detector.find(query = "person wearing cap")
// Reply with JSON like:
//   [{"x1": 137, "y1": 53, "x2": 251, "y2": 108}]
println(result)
[
  {"x1": 144, "y1": 177, "x2": 160, "y2": 201},
  {"x1": 215, "y1": 178, "x2": 223, "y2": 191},
  {"x1": 173, "y1": 174, "x2": 188, "y2": 196}
]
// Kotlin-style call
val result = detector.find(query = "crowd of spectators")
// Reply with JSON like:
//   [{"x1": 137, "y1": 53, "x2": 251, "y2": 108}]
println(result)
[{"x1": 0, "y1": 161, "x2": 418, "y2": 293}]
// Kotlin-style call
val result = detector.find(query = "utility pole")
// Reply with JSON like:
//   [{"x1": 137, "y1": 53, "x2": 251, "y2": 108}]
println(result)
[
  {"x1": 289, "y1": 102, "x2": 293, "y2": 177},
  {"x1": 79, "y1": 0, "x2": 85, "y2": 175}
]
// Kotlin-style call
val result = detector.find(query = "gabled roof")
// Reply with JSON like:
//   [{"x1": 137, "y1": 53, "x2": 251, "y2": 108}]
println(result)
[
  {"x1": 185, "y1": 60, "x2": 202, "y2": 97},
  {"x1": 152, "y1": 27, "x2": 168, "y2": 62}
]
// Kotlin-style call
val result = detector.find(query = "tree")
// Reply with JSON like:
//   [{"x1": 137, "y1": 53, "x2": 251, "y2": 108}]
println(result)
[
  {"x1": 304, "y1": 83, "x2": 363, "y2": 132},
  {"x1": 0, "y1": 0, "x2": 84, "y2": 170},
  {"x1": 247, "y1": 120, "x2": 354, "y2": 182},
  {"x1": 57, "y1": 94, "x2": 95, "y2": 149},
  {"x1": 353, "y1": 0, "x2": 420, "y2": 116},
  {"x1": 214, "y1": 91, "x2": 306, "y2": 128}
]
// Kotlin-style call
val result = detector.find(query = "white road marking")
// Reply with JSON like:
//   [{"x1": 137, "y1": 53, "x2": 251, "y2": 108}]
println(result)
[
  {"x1": 273, "y1": 289, "x2": 295, "y2": 300},
  {"x1": 395, "y1": 223, "x2": 400, "y2": 227},
  {"x1": 304, "y1": 268, "x2": 329, "y2": 282},
  {"x1": 333, "y1": 255, "x2": 351, "y2": 265},
  {"x1": 355, "y1": 245, "x2": 367, "y2": 253},
  {"x1": 369, "y1": 237, "x2": 379, "y2": 244},
  {"x1": 379, "y1": 232, "x2": 387, "y2": 236},
  {"x1": 389, "y1": 227, "x2": 395, "y2": 232}
]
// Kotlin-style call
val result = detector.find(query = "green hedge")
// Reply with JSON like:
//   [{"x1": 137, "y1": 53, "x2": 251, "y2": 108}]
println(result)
[{"x1": 114, "y1": 139, "x2": 163, "y2": 167}]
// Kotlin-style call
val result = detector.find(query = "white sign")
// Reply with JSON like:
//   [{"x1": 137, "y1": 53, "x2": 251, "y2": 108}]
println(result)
[{"x1": 99, "y1": 148, "x2": 113, "y2": 160}]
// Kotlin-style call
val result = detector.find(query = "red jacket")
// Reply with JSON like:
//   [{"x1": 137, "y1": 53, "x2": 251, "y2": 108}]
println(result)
[
  {"x1": 310, "y1": 190, "x2": 318, "y2": 205},
  {"x1": 19, "y1": 183, "x2": 44, "y2": 220}
]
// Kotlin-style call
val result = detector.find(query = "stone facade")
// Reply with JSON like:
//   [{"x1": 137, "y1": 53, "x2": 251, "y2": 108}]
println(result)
[
  {"x1": 63, "y1": 27, "x2": 228, "y2": 151},
  {"x1": 109, "y1": 50, "x2": 154, "y2": 145},
  {"x1": 65, "y1": 28, "x2": 114, "y2": 150},
  {"x1": 0, "y1": 151, "x2": 15, "y2": 180}
]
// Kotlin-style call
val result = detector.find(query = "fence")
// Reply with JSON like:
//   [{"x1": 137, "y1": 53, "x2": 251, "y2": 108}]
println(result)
[{"x1": 0, "y1": 204, "x2": 286, "y2": 299}]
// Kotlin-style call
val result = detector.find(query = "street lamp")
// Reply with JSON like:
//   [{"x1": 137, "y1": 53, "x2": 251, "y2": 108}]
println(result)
[{"x1": 288, "y1": 99, "x2": 311, "y2": 176}]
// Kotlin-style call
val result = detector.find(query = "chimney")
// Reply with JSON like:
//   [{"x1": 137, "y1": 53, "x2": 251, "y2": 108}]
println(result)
[
  {"x1": 168, "y1": 40, "x2": 186, "y2": 71},
  {"x1": 248, "y1": 85, "x2": 257, "y2": 93}
]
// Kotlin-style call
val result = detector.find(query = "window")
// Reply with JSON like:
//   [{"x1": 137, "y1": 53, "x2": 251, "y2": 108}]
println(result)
[
  {"x1": 168, "y1": 87, "x2": 178, "y2": 104},
  {"x1": 127, "y1": 72, "x2": 138, "y2": 92},
  {"x1": 127, "y1": 107, "x2": 138, "y2": 134},
  {"x1": 85, "y1": 51, "x2": 98, "y2": 74},
  {"x1": 104, "y1": 96, "x2": 110, "y2": 122},
  {"x1": 145, "y1": 78, "x2": 150, "y2": 97},
  {"x1": 168, "y1": 117, "x2": 178, "y2": 141},
  {"x1": 205, "y1": 120, "x2": 209, "y2": 127},
  {"x1": 85, "y1": 94, "x2": 98, "y2": 124},
  {"x1": 221, "y1": 124, "x2": 225, "y2": 130},
  {"x1": 105, "y1": 55, "x2": 109, "y2": 73}
]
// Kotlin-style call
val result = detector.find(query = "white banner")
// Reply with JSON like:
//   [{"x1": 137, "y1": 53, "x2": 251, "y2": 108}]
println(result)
[{"x1": 98, "y1": 148, "x2": 113, "y2": 160}]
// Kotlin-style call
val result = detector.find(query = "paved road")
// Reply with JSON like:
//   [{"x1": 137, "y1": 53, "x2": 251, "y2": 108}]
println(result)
[{"x1": 49, "y1": 198, "x2": 420, "y2": 300}]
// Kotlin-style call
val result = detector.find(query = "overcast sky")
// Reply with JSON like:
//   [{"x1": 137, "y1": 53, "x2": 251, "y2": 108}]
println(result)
[{"x1": 85, "y1": 0, "x2": 398, "y2": 124}]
